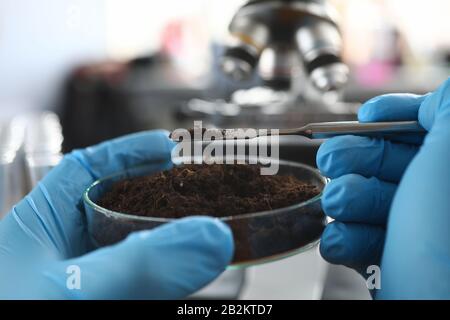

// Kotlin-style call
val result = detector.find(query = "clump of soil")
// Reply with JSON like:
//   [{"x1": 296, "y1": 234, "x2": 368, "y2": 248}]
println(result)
[{"x1": 99, "y1": 164, "x2": 320, "y2": 218}]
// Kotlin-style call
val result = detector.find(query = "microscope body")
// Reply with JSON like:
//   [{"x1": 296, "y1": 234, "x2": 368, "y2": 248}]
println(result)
[{"x1": 222, "y1": 0, "x2": 349, "y2": 95}]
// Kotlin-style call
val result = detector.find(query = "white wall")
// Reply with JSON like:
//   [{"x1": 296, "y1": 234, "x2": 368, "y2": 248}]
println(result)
[
  {"x1": 0, "y1": 0, "x2": 243, "y2": 119},
  {"x1": 0, "y1": 0, "x2": 108, "y2": 118}
]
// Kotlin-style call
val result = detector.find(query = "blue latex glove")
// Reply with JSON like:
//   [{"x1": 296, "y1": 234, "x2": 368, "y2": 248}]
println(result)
[
  {"x1": 0, "y1": 130, "x2": 233, "y2": 299},
  {"x1": 317, "y1": 77, "x2": 450, "y2": 299}
]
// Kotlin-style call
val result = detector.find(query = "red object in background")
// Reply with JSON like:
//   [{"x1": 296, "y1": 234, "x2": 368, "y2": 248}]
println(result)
[
  {"x1": 355, "y1": 61, "x2": 395, "y2": 88},
  {"x1": 161, "y1": 20, "x2": 184, "y2": 58}
]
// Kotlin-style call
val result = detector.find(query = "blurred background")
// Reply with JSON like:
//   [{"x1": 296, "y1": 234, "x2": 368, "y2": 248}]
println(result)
[{"x1": 0, "y1": 0, "x2": 449, "y2": 300}]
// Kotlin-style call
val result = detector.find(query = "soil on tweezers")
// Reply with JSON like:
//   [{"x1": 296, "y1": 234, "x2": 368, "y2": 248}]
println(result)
[{"x1": 98, "y1": 164, "x2": 320, "y2": 218}]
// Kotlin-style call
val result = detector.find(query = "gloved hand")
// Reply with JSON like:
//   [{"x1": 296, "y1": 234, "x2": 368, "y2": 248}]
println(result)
[
  {"x1": 317, "y1": 77, "x2": 450, "y2": 299},
  {"x1": 0, "y1": 130, "x2": 233, "y2": 299}
]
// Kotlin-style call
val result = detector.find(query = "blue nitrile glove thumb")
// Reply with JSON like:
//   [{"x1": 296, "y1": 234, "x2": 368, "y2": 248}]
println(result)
[
  {"x1": 377, "y1": 79, "x2": 450, "y2": 299},
  {"x1": 0, "y1": 130, "x2": 234, "y2": 299},
  {"x1": 317, "y1": 77, "x2": 450, "y2": 299}
]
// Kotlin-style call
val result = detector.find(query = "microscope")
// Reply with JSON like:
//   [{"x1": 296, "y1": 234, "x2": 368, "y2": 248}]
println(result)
[
  {"x1": 221, "y1": 0, "x2": 349, "y2": 101},
  {"x1": 188, "y1": 0, "x2": 352, "y2": 300},
  {"x1": 177, "y1": 0, "x2": 356, "y2": 162}
]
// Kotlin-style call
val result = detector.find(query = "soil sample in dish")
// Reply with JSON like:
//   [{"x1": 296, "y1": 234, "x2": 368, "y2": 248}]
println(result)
[
  {"x1": 96, "y1": 164, "x2": 322, "y2": 263},
  {"x1": 98, "y1": 164, "x2": 320, "y2": 218}
]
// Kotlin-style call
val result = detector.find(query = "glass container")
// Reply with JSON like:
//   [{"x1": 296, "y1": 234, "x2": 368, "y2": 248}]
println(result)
[{"x1": 83, "y1": 158, "x2": 328, "y2": 268}]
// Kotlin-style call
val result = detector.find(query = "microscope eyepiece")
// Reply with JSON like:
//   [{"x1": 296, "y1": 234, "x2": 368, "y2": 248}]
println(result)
[
  {"x1": 221, "y1": 0, "x2": 348, "y2": 93},
  {"x1": 221, "y1": 46, "x2": 259, "y2": 81}
]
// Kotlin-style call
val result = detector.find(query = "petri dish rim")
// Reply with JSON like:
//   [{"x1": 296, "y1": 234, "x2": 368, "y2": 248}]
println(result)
[{"x1": 83, "y1": 158, "x2": 327, "y2": 224}]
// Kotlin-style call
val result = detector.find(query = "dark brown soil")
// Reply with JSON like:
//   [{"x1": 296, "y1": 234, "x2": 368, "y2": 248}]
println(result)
[{"x1": 98, "y1": 164, "x2": 320, "y2": 218}]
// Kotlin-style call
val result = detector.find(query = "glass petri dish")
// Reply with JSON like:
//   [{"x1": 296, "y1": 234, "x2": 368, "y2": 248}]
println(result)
[{"x1": 83, "y1": 158, "x2": 328, "y2": 268}]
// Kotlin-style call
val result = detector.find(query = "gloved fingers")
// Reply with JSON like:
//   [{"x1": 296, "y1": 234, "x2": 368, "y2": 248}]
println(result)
[
  {"x1": 322, "y1": 174, "x2": 396, "y2": 225},
  {"x1": 358, "y1": 93, "x2": 428, "y2": 122},
  {"x1": 9, "y1": 130, "x2": 176, "y2": 258},
  {"x1": 376, "y1": 81, "x2": 450, "y2": 299},
  {"x1": 44, "y1": 217, "x2": 234, "y2": 300},
  {"x1": 419, "y1": 76, "x2": 450, "y2": 130},
  {"x1": 359, "y1": 78, "x2": 450, "y2": 132},
  {"x1": 317, "y1": 135, "x2": 419, "y2": 183},
  {"x1": 68, "y1": 130, "x2": 176, "y2": 180},
  {"x1": 358, "y1": 93, "x2": 429, "y2": 145},
  {"x1": 320, "y1": 221, "x2": 385, "y2": 274}
]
